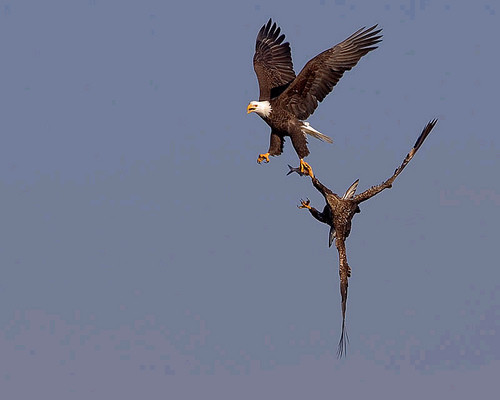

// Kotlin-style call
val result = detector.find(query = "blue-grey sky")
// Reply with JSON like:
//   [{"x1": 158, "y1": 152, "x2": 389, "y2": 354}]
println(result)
[{"x1": 1, "y1": 1, "x2": 499, "y2": 398}]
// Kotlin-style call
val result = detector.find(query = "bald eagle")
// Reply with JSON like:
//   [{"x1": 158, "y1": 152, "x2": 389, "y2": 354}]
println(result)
[
  {"x1": 247, "y1": 19, "x2": 382, "y2": 173},
  {"x1": 293, "y1": 119, "x2": 438, "y2": 357}
]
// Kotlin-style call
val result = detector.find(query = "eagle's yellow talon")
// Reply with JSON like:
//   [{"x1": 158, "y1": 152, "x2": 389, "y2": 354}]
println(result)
[
  {"x1": 298, "y1": 198, "x2": 311, "y2": 209},
  {"x1": 300, "y1": 159, "x2": 314, "y2": 178},
  {"x1": 257, "y1": 152, "x2": 270, "y2": 164}
]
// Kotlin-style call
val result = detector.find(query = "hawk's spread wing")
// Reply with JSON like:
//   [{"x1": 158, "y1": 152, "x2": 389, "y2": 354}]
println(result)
[
  {"x1": 279, "y1": 25, "x2": 382, "y2": 120},
  {"x1": 253, "y1": 19, "x2": 296, "y2": 101}
]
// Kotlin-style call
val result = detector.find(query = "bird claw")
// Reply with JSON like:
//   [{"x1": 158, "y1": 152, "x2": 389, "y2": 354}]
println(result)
[
  {"x1": 257, "y1": 153, "x2": 270, "y2": 164},
  {"x1": 300, "y1": 160, "x2": 314, "y2": 178},
  {"x1": 298, "y1": 198, "x2": 311, "y2": 209}
]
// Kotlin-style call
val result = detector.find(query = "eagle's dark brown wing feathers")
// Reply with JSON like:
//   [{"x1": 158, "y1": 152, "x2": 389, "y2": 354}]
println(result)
[
  {"x1": 253, "y1": 19, "x2": 296, "y2": 101},
  {"x1": 354, "y1": 119, "x2": 438, "y2": 203},
  {"x1": 335, "y1": 239, "x2": 350, "y2": 358},
  {"x1": 281, "y1": 25, "x2": 382, "y2": 120},
  {"x1": 413, "y1": 118, "x2": 437, "y2": 153},
  {"x1": 312, "y1": 176, "x2": 335, "y2": 198},
  {"x1": 390, "y1": 118, "x2": 437, "y2": 180}
]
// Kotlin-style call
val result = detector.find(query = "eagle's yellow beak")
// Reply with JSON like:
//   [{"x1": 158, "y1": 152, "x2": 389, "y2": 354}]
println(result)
[{"x1": 247, "y1": 104, "x2": 256, "y2": 114}]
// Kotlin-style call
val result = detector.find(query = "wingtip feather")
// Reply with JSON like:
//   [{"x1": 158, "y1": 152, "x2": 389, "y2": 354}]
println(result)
[
  {"x1": 336, "y1": 320, "x2": 349, "y2": 358},
  {"x1": 413, "y1": 118, "x2": 438, "y2": 150}
]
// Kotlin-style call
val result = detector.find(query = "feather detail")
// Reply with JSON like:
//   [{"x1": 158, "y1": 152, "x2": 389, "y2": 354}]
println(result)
[
  {"x1": 301, "y1": 122, "x2": 333, "y2": 143},
  {"x1": 342, "y1": 179, "x2": 359, "y2": 199}
]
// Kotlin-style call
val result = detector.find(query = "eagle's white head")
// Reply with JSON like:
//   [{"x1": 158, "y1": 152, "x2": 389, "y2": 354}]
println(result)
[{"x1": 247, "y1": 100, "x2": 272, "y2": 118}]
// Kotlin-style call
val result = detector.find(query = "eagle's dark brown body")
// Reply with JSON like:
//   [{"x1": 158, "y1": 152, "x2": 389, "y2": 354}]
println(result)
[
  {"x1": 261, "y1": 109, "x2": 310, "y2": 159},
  {"x1": 296, "y1": 119, "x2": 438, "y2": 357}
]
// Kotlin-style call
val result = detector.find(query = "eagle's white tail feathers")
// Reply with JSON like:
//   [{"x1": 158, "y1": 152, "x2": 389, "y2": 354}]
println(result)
[{"x1": 301, "y1": 122, "x2": 333, "y2": 143}]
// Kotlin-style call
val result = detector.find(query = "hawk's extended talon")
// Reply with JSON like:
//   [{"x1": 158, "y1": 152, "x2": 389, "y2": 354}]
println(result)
[
  {"x1": 298, "y1": 198, "x2": 311, "y2": 209},
  {"x1": 257, "y1": 152, "x2": 270, "y2": 164}
]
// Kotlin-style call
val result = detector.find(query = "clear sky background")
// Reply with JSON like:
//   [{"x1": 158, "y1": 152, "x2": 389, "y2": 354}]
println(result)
[{"x1": 1, "y1": 1, "x2": 499, "y2": 398}]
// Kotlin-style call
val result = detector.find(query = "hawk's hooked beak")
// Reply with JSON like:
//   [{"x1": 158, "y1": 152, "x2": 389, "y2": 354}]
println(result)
[{"x1": 247, "y1": 104, "x2": 256, "y2": 114}]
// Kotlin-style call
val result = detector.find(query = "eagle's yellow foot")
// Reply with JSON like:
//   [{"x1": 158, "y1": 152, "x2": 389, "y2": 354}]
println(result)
[
  {"x1": 257, "y1": 152, "x2": 270, "y2": 164},
  {"x1": 300, "y1": 159, "x2": 314, "y2": 178},
  {"x1": 298, "y1": 198, "x2": 311, "y2": 209}
]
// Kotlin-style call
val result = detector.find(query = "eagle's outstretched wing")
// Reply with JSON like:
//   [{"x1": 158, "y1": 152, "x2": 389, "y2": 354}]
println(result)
[
  {"x1": 354, "y1": 119, "x2": 438, "y2": 204},
  {"x1": 335, "y1": 239, "x2": 351, "y2": 358},
  {"x1": 279, "y1": 25, "x2": 382, "y2": 120},
  {"x1": 253, "y1": 19, "x2": 296, "y2": 101}
]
